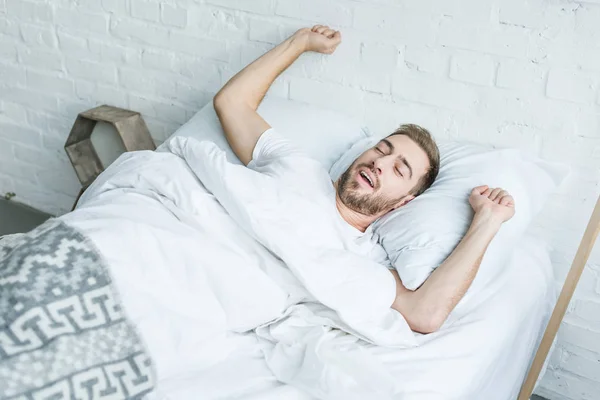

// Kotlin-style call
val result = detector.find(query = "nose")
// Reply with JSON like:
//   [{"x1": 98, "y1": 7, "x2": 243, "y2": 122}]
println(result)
[{"x1": 372, "y1": 158, "x2": 384, "y2": 176}]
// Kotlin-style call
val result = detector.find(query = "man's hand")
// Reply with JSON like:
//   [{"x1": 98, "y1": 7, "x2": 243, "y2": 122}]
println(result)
[
  {"x1": 469, "y1": 185, "x2": 515, "y2": 223},
  {"x1": 214, "y1": 24, "x2": 342, "y2": 165},
  {"x1": 392, "y1": 185, "x2": 515, "y2": 333},
  {"x1": 295, "y1": 25, "x2": 342, "y2": 54}
]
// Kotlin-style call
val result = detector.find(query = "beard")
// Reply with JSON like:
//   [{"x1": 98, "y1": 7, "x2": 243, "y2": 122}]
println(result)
[{"x1": 337, "y1": 162, "x2": 403, "y2": 216}]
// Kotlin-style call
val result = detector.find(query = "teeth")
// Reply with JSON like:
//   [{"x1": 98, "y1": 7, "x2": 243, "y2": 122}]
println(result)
[{"x1": 360, "y1": 171, "x2": 374, "y2": 187}]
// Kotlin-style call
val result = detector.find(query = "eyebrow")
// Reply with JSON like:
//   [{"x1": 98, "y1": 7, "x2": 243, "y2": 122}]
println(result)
[{"x1": 381, "y1": 139, "x2": 413, "y2": 179}]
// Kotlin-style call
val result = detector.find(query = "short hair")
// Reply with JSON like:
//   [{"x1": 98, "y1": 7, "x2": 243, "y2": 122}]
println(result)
[{"x1": 388, "y1": 124, "x2": 440, "y2": 196}]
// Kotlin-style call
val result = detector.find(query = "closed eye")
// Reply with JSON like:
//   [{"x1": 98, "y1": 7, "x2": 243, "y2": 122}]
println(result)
[{"x1": 375, "y1": 147, "x2": 384, "y2": 154}]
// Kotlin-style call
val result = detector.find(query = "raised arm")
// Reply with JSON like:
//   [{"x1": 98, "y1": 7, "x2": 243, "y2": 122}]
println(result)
[
  {"x1": 213, "y1": 25, "x2": 341, "y2": 165},
  {"x1": 391, "y1": 186, "x2": 515, "y2": 334}
]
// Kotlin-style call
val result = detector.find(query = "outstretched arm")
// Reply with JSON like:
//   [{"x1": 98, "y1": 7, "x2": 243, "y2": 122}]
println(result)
[
  {"x1": 391, "y1": 186, "x2": 516, "y2": 334},
  {"x1": 213, "y1": 25, "x2": 341, "y2": 165}
]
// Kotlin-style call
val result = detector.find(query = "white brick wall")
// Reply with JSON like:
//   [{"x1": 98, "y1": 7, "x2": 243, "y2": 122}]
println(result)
[{"x1": 0, "y1": 1, "x2": 599, "y2": 398}]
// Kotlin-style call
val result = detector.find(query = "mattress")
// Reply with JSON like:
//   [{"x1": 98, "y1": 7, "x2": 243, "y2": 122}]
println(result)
[{"x1": 149, "y1": 235, "x2": 556, "y2": 400}]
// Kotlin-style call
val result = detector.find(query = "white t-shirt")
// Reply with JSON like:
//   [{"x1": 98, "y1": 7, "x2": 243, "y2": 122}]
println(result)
[{"x1": 247, "y1": 128, "x2": 390, "y2": 265}]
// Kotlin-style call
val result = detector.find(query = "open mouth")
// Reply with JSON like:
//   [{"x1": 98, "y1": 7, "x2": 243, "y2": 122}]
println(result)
[{"x1": 359, "y1": 170, "x2": 375, "y2": 188}]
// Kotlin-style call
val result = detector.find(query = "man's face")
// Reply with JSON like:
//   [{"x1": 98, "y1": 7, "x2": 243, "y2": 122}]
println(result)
[{"x1": 337, "y1": 134, "x2": 431, "y2": 217}]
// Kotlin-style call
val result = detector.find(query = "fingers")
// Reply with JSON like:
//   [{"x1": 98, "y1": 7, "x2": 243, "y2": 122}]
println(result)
[
  {"x1": 311, "y1": 24, "x2": 339, "y2": 38},
  {"x1": 489, "y1": 188, "x2": 503, "y2": 202},
  {"x1": 472, "y1": 185, "x2": 513, "y2": 205},
  {"x1": 499, "y1": 194, "x2": 514, "y2": 207},
  {"x1": 471, "y1": 185, "x2": 489, "y2": 195}
]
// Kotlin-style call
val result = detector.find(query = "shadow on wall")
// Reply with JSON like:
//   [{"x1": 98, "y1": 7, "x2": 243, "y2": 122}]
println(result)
[{"x1": 0, "y1": 199, "x2": 51, "y2": 236}]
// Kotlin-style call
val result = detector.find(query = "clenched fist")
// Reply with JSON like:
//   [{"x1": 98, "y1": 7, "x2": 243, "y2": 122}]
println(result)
[
  {"x1": 295, "y1": 25, "x2": 342, "y2": 54},
  {"x1": 469, "y1": 185, "x2": 515, "y2": 223}
]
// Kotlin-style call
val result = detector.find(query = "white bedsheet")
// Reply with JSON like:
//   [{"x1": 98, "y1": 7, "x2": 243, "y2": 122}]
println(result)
[
  {"x1": 151, "y1": 234, "x2": 555, "y2": 400},
  {"x1": 59, "y1": 145, "x2": 555, "y2": 400}
]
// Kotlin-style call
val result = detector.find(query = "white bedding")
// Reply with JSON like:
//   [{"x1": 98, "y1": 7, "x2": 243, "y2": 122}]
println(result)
[
  {"x1": 59, "y1": 139, "x2": 555, "y2": 399},
  {"x1": 150, "y1": 234, "x2": 555, "y2": 400}
]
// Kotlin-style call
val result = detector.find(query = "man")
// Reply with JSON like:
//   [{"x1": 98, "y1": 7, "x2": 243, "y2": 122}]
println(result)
[{"x1": 213, "y1": 25, "x2": 515, "y2": 334}]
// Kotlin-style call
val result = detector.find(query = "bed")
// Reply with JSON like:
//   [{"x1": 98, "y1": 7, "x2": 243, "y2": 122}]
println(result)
[
  {"x1": 145, "y1": 234, "x2": 556, "y2": 400},
  {"x1": 47, "y1": 96, "x2": 558, "y2": 399}
]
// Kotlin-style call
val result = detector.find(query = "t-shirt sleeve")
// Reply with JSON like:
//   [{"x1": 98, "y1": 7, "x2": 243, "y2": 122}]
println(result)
[{"x1": 247, "y1": 128, "x2": 307, "y2": 170}]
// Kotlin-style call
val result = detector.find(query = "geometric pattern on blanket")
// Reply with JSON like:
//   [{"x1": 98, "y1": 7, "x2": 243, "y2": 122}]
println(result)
[{"x1": 0, "y1": 219, "x2": 155, "y2": 399}]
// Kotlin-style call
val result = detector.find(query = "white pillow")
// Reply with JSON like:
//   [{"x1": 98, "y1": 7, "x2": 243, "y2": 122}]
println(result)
[
  {"x1": 329, "y1": 136, "x2": 569, "y2": 293},
  {"x1": 161, "y1": 95, "x2": 369, "y2": 170}
]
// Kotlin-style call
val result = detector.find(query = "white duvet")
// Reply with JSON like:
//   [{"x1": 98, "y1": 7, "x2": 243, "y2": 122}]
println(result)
[{"x1": 59, "y1": 137, "x2": 554, "y2": 399}]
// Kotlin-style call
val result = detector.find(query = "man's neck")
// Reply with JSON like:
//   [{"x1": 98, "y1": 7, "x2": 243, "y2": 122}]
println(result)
[{"x1": 334, "y1": 193, "x2": 375, "y2": 233}]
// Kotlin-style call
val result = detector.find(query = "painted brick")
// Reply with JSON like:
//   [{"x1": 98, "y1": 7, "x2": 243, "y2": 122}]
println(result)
[
  {"x1": 74, "y1": 80, "x2": 95, "y2": 101},
  {"x1": 26, "y1": 70, "x2": 74, "y2": 97},
  {"x1": 57, "y1": 30, "x2": 89, "y2": 57},
  {"x1": 576, "y1": 111, "x2": 600, "y2": 138},
  {"x1": 496, "y1": 59, "x2": 546, "y2": 92},
  {"x1": 168, "y1": 31, "x2": 228, "y2": 61},
  {"x1": 101, "y1": 0, "x2": 127, "y2": 14},
  {"x1": 160, "y1": 4, "x2": 187, "y2": 28},
  {"x1": 94, "y1": 85, "x2": 129, "y2": 108},
  {"x1": 0, "y1": 122, "x2": 41, "y2": 147},
  {"x1": 14, "y1": 144, "x2": 66, "y2": 169},
  {"x1": 121, "y1": 67, "x2": 178, "y2": 95},
  {"x1": 0, "y1": 62, "x2": 26, "y2": 86},
  {"x1": 289, "y1": 77, "x2": 363, "y2": 116},
  {"x1": 0, "y1": 38, "x2": 17, "y2": 62},
  {"x1": 276, "y1": 0, "x2": 353, "y2": 27},
  {"x1": 205, "y1": 0, "x2": 273, "y2": 15},
  {"x1": 0, "y1": 159, "x2": 41, "y2": 183},
  {"x1": 404, "y1": 45, "x2": 447, "y2": 76},
  {"x1": 540, "y1": 371, "x2": 600, "y2": 400},
  {"x1": 142, "y1": 49, "x2": 173, "y2": 71},
  {"x1": 110, "y1": 17, "x2": 170, "y2": 48},
  {"x1": 0, "y1": 17, "x2": 19, "y2": 37},
  {"x1": 560, "y1": 323, "x2": 600, "y2": 354},
  {"x1": 438, "y1": 19, "x2": 530, "y2": 58},
  {"x1": 547, "y1": 69, "x2": 598, "y2": 104},
  {"x1": 575, "y1": 4, "x2": 600, "y2": 41},
  {"x1": 360, "y1": 41, "x2": 398, "y2": 72},
  {"x1": 10, "y1": 179, "x2": 75, "y2": 216},
  {"x1": 88, "y1": 38, "x2": 140, "y2": 65},
  {"x1": 131, "y1": 0, "x2": 160, "y2": 23},
  {"x1": 36, "y1": 168, "x2": 81, "y2": 196},
  {"x1": 65, "y1": 58, "x2": 117, "y2": 85},
  {"x1": 498, "y1": 0, "x2": 546, "y2": 29},
  {"x1": 353, "y1": 4, "x2": 437, "y2": 45},
  {"x1": 405, "y1": 0, "x2": 494, "y2": 20},
  {"x1": 541, "y1": 134, "x2": 600, "y2": 169},
  {"x1": 55, "y1": 8, "x2": 108, "y2": 35},
  {"x1": 574, "y1": 300, "x2": 600, "y2": 327},
  {"x1": 392, "y1": 71, "x2": 479, "y2": 112},
  {"x1": 25, "y1": 111, "x2": 72, "y2": 137},
  {"x1": 190, "y1": 6, "x2": 251, "y2": 41},
  {"x1": 237, "y1": 41, "x2": 272, "y2": 69},
  {"x1": 0, "y1": 138, "x2": 14, "y2": 160},
  {"x1": 249, "y1": 17, "x2": 288, "y2": 44},
  {"x1": 0, "y1": 101, "x2": 28, "y2": 124},
  {"x1": 176, "y1": 56, "x2": 220, "y2": 85},
  {"x1": 19, "y1": 23, "x2": 56, "y2": 48},
  {"x1": 449, "y1": 53, "x2": 496, "y2": 86},
  {"x1": 6, "y1": 0, "x2": 52, "y2": 23}
]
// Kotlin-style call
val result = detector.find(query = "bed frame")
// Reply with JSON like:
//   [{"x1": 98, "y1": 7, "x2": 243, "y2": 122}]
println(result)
[{"x1": 518, "y1": 195, "x2": 600, "y2": 400}]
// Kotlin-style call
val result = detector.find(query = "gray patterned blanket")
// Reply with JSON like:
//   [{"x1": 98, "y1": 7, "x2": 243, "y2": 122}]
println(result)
[{"x1": 0, "y1": 219, "x2": 155, "y2": 399}]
